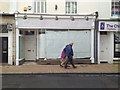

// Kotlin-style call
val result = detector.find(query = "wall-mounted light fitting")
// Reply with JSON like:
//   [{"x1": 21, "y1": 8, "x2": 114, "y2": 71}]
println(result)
[
  {"x1": 85, "y1": 16, "x2": 89, "y2": 21},
  {"x1": 55, "y1": 16, "x2": 58, "y2": 20},
  {"x1": 70, "y1": 16, "x2": 74, "y2": 21},
  {"x1": 55, "y1": 5, "x2": 58, "y2": 10},
  {"x1": 40, "y1": 16, "x2": 43, "y2": 20},
  {"x1": 95, "y1": 11, "x2": 98, "y2": 18},
  {"x1": 23, "y1": 14, "x2": 27, "y2": 19},
  {"x1": 24, "y1": 7, "x2": 27, "y2": 11}
]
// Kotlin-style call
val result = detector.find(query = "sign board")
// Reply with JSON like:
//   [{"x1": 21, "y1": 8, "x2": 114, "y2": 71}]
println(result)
[
  {"x1": 28, "y1": 6, "x2": 32, "y2": 10},
  {"x1": 24, "y1": 7, "x2": 27, "y2": 11},
  {"x1": 99, "y1": 21, "x2": 120, "y2": 31},
  {"x1": 7, "y1": 23, "x2": 12, "y2": 31}
]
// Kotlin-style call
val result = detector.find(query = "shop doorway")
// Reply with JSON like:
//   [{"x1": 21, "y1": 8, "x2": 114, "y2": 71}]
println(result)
[
  {"x1": 0, "y1": 37, "x2": 8, "y2": 63},
  {"x1": 100, "y1": 32, "x2": 109, "y2": 62},
  {"x1": 24, "y1": 31, "x2": 36, "y2": 61}
]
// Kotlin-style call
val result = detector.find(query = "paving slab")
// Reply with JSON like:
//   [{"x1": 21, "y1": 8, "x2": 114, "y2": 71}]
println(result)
[{"x1": 1, "y1": 64, "x2": 119, "y2": 75}]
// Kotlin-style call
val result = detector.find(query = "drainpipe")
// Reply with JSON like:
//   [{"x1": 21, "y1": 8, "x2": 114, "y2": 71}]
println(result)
[{"x1": 94, "y1": 11, "x2": 99, "y2": 64}]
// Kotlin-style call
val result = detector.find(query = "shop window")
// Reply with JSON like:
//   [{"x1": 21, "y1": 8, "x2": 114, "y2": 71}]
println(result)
[
  {"x1": 66, "y1": 1, "x2": 77, "y2": 14},
  {"x1": 111, "y1": 0, "x2": 120, "y2": 17},
  {"x1": 0, "y1": 25, "x2": 8, "y2": 33},
  {"x1": 34, "y1": 0, "x2": 46, "y2": 13},
  {"x1": 114, "y1": 33, "x2": 120, "y2": 58}
]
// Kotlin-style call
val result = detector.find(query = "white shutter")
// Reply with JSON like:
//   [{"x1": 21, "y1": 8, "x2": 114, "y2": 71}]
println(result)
[{"x1": 46, "y1": 30, "x2": 91, "y2": 59}]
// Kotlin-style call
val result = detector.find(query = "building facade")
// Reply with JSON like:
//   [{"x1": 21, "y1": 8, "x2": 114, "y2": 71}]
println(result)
[
  {"x1": 0, "y1": 0, "x2": 119, "y2": 65},
  {"x1": 97, "y1": 0, "x2": 120, "y2": 64}
]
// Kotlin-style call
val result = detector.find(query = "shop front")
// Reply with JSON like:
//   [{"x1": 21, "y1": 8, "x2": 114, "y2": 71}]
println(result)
[
  {"x1": 0, "y1": 14, "x2": 15, "y2": 65},
  {"x1": 98, "y1": 20, "x2": 120, "y2": 64},
  {"x1": 15, "y1": 13, "x2": 96, "y2": 65}
]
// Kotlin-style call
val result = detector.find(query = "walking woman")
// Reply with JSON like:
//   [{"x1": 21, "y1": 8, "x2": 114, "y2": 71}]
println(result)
[{"x1": 60, "y1": 44, "x2": 68, "y2": 67}]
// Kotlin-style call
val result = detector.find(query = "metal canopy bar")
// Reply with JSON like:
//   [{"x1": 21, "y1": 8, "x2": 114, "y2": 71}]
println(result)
[
  {"x1": 15, "y1": 12, "x2": 96, "y2": 17},
  {"x1": 15, "y1": 13, "x2": 96, "y2": 20}
]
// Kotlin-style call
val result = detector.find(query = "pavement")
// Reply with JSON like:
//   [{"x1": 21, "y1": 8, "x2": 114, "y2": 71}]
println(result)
[{"x1": 0, "y1": 62, "x2": 120, "y2": 75}]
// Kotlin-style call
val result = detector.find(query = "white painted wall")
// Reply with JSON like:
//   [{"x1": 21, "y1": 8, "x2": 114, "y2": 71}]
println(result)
[
  {"x1": 17, "y1": 0, "x2": 34, "y2": 13},
  {"x1": 98, "y1": 1, "x2": 111, "y2": 19},
  {"x1": 16, "y1": 28, "x2": 19, "y2": 65},
  {"x1": 9, "y1": 0, "x2": 17, "y2": 14},
  {"x1": 8, "y1": 31, "x2": 13, "y2": 65},
  {"x1": 0, "y1": 0, "x2": 112, "y2": 19},
  {"x1": 14, "y1": 0, "x2": 112, "y2": 19},
  {"x1": 0, "y1": 0, "x2": 9, "y2": 13},
  {"x1": 78, "y1": 1, "x2": 98, "y2": 14},
  {"x1": 47, "y1": 0, "x2": 65, "y2": 14}
]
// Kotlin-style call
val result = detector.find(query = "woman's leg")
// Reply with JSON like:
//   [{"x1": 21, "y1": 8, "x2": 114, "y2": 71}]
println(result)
[{"x1": 60, "y1": 58, "x2": 64, "y2": 67}]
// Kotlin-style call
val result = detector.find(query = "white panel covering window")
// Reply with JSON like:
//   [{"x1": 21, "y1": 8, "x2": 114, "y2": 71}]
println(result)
[
  {"x1": 66, "y1": 1, "x2": 77, "y2": 14},
  {"x1": 46, "y1": 30, "x2": 91, "y2": 59},
  {"x1": 34, "y1": 0, "x2": 46, "y2": 13},
  {"x1": 111, "y1": 0, "x2": 120, "y2": 17}
]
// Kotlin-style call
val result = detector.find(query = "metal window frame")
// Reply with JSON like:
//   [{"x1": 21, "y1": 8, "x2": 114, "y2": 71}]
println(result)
[
  {"x1": 34, "y1": 0, "x2": 46, "y2": 14},
  {"x1": 111, "y1": 0, "x2": 120, "y2": 16},
  {"x1": 0, "y1": 25, "x2": 8, "y2": 33},
  {"x1": 65, "y1": 1, "x2": 77, "y2": 14}
]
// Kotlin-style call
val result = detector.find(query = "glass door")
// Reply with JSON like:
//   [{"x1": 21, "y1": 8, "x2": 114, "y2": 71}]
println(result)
[
  {"x1": 2, "y1": 37, "x2": 8, "y2": 63},
  {"x1": 114, "y1": 33, "x2": 120, "y2": 58}
]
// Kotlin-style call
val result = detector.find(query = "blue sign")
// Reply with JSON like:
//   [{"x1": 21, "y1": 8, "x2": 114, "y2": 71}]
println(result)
[{"x1": 100, "y1": 22, "x2": 105, "y2": 30}]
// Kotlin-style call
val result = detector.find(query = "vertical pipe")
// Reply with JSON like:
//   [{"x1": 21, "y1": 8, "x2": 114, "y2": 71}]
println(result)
[
  {"x1": 97, "y1": 28, "x2": 100, "y2": 64},
  {"x1": 94, "y1": 19, "x2": 99, "y2": 64}
]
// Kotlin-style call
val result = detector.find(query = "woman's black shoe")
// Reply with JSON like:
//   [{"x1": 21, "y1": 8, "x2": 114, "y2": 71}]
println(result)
[{"x1": 60, "y1": 64, "x2": 63, "y2": 67}]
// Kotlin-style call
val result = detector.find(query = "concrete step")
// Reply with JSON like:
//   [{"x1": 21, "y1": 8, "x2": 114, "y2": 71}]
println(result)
[
  {"x1": 37, "y1": 59, "x2": 91, "y2": 65},
  {"x1": 22, "y1": 62, "x2": 38, "y2": 65}
]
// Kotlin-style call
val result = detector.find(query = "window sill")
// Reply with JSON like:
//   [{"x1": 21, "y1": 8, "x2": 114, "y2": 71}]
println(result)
[
  {"x1": 110, "y1": 16, "x2": 120, "y2": 19},
  {"x1": 113, "y1": 58, "x2": 120, "y2": 60}
]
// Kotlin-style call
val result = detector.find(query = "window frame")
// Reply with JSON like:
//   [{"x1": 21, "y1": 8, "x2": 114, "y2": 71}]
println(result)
[
  {"x1": 34, "y1": 0, "x2": 46, "y2": 14},
  {"x1": 65, "y1": 1, "x2": 77, "y2": 14},
  {"x1": 114, "y1": 33, "x2": 120, "y2": 58},
  {"x1": 0, "y1": 25, "x2": 8, "y2": 33},
  {"x1": 111, "y1": 0, "x2": 120, "y2": 17}
]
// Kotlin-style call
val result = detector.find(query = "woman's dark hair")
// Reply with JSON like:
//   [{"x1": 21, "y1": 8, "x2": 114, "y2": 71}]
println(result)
[{"x1": 65, "y1": 44, "x2": 68, "y2": 47}]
